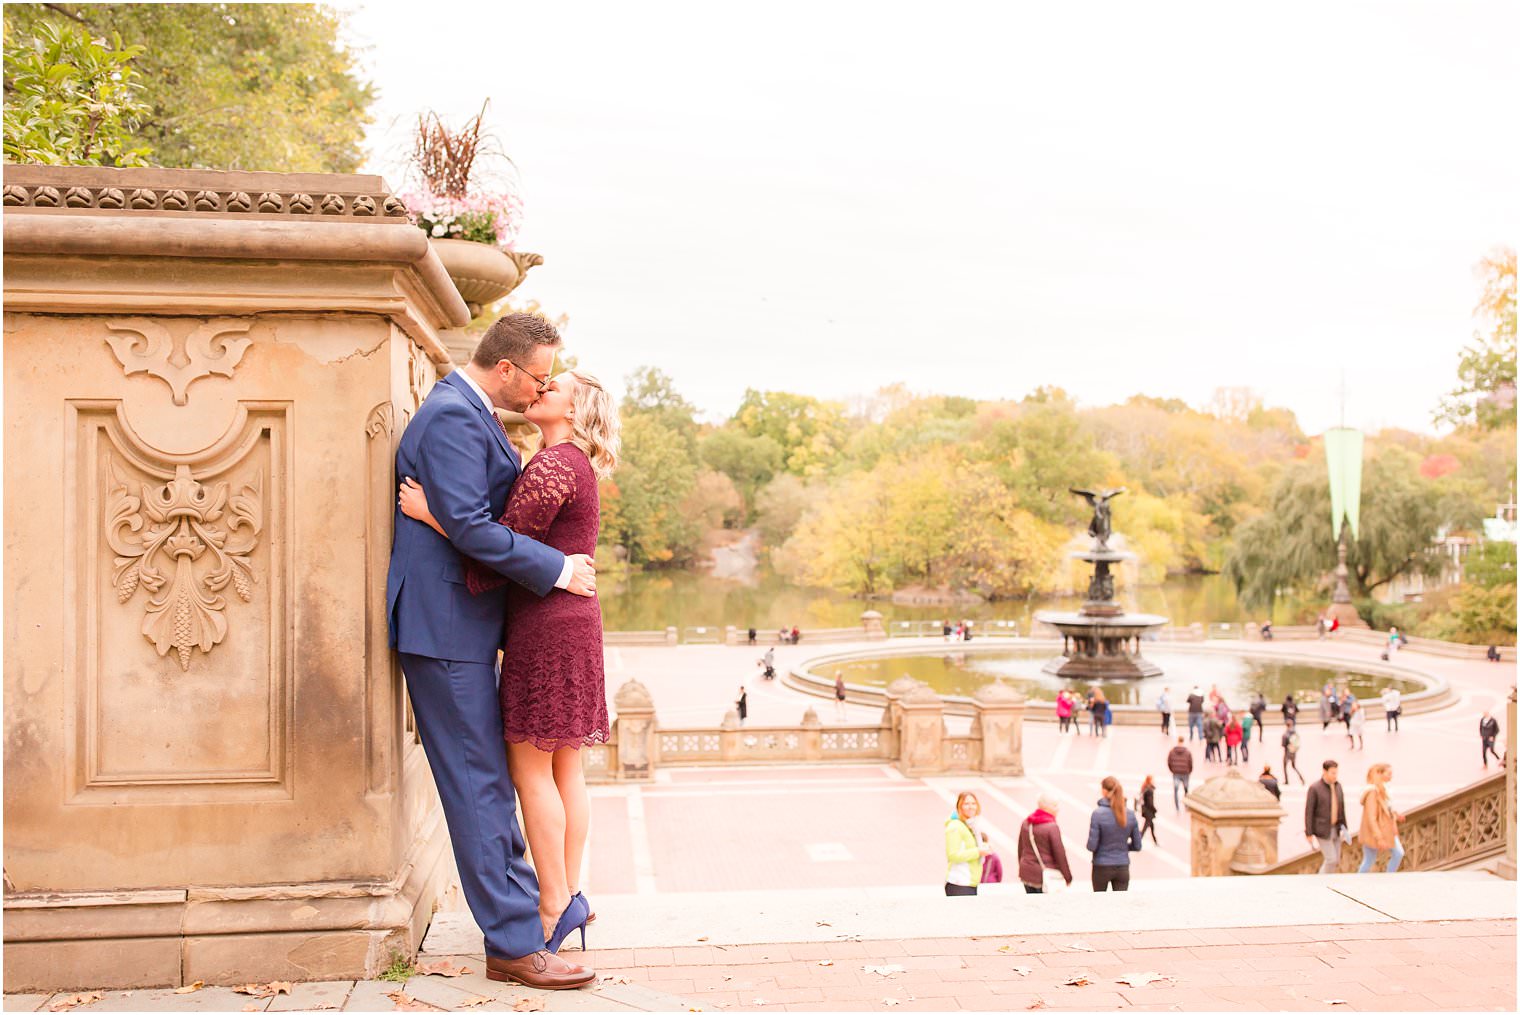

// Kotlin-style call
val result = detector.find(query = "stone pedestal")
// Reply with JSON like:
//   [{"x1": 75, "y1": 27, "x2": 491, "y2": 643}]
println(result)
[
  {"x1": 896, "y1": 684, "x2": 946, "y2": 777},
  {"x1": 612, "y1": 680, "x2": 657, "y2": 782},
  {"x1": 1184, "y1": 769, "x2": 1286, "y2": 875},
  {"x1": 2, "y1": 166, "x2": 470, "y2": 992},
  {"x1": 860, "y1": 610, "x2": 886, "y2": 640},
  {"x1": 1500, "y1": 688, "x2": 1517, "y2": 881},
  {"x1": 971, "y1": 680, "x2": 1026, "y2": 776}
]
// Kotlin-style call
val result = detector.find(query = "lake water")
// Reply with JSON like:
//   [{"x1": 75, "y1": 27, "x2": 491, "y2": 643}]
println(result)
[
  {"x1": 812, "y1": 647, "x2": 1425, "y2": 707},
  {"x1": 598, "y1": 568, "x2": 1248, "y2": 633}
]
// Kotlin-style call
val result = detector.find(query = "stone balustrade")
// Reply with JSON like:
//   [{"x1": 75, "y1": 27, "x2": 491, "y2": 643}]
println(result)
[{"x1": 584, "y1": 677, "x2": 1023, "y2": 782}]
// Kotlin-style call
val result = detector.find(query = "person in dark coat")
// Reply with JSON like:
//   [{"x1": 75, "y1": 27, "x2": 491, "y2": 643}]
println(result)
[
  {"x1": 735, "y1": 686, "x2": 748, "y2": 724},
  {"x1": 1086, "y1": 776, "x2": 1142, "y2": 891},
  {"x1": 1259, "y1": 765, "x2": 1281, "y2": 800},
  {"x1": 1305, "y1": 759, "x2": 1347, "y2": 873},
  {"x1": 1481, "y1": 710, "x2": 1502, "y2": 767},
  {"x1": 1250, "y1": 693, "x2": 1268, "y2": 742},
  {"x1": 1167, "y1": 736, "x2": 1194, "y2": 811},
  {"x1": 1138, "y1": 775, "x2": 1159, "y2": 844},
  {"x1": 1281, "y1": 693, "x2": 1299, "y2": 726},
  {"x1": 1017, "y1": 795, "x2": 1073, "y2": 893}
]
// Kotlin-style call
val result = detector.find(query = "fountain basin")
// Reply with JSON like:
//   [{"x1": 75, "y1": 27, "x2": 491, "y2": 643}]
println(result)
[{"x1": 1036, "y1": 610, "x2": 1170, "y2": 679}]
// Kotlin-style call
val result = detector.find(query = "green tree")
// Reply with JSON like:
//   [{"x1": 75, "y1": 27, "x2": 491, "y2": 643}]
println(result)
[
  {"x1": 1222, "y1": 446, "x2": 1451, "y2": 614},
  {"x1": 5, "y1": 4, "x2": 373, "y2": 172},
  {"x1": 2, "y1": 18, "x2": 151, "y2": 165},
  {"x1": 603, "y1": 412, "x2": 699, "y2": 566},
  {"x1": 1436, "y1": 247, "x2": 1517, "y2": 432},
  {"x1": 698, "y1": 427, "x2": 783, "y2": 514},
  {"x1": 970, "y1": 396, "x2": 1120, "y2": 526},
  {"x1": 732, "y1": 389, "x2": 847, "y2": 477}
]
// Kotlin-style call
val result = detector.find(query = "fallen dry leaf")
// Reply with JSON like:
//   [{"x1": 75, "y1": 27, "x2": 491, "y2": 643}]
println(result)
[
  {"x1": 817, "y1": 960, "x2": 834, "y2": 967},
  {"x1": 1011, "y1": 966, "x2": 1032, "y2": 977},
  {"x1": 997, "y1": 944, "x2": 1013, "y2": 953},
  {"x1": 600, "y1": 974, "x2": 633, "y2": 985},
  {"x1": 1026, "y1": 1002, "x2": 1047, "y2": 1011},
  {"x1": 1116, "y1": 971, "x2": 1177, "y2": 988},
  {"x1": 511, "y1": 999, "x2": 546, "y2": 1012},
  {"x1": 174, "y1": 981, "x2": 206, "y2": 994},
  {"x1": 862, "y1": 964, "x2": 905, "y2": 977},
  {"x1": 1322, "y1": 1001, "x2": 1349, "y2": 1007},
  {"x1": 1062, "y1": 973, "x2": 1092, "y2": 987},
  {"x1": 416, "y1": 959, "x2": 472, "y2": 977},
  {"x1": 242, "y1": 1006, "x2": 262, "y2": 1013},
  {"x1": 1065, "y1": 941, "x2": 1096, "y2": 952},
  {"x1": 696, "y1": 935, "x2": 709, "y2": 942},
  {"x1": 49, "y1": 993, "x2": 104, "y2": 1011},
  {"x1": 457, "y1": 997, "x2": 491, "y2": 1009},
  {"x1": 234, "y1": 982, "x2": 294, "y2": 999},
  {"x1": 752, "y1": 1000, "x2": 766, "y2": 1007},
  {"x1": 883, "y1": 1001, "x2": 900, "y2": 1007},
  {"x1": 385, "y1": 990, "x2": 438, "y2": 1012},
  {"x1": 816, "y1": 920, "x2": 832, "y2": 927}
]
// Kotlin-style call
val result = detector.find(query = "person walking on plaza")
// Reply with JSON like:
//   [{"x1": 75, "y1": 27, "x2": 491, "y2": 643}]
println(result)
[
  {"x1": 1239, "y1": 711, "x2": 1253, "y2": 763},
  {"x1": 1250, "y1": 692, "x2": 1267, "y2": 743},
  {"x1": 791, "y1": 625, "x2": 801, "y2": 644},
  {"x1": 1056, "y1": 690, "x2": 1074, "y2": 733},
  {"x1": 1386, "y1": 625, "x2": 1402, "y2": 657},
  {"x1": 735, "y1": 686, "x2": 748, "y2": 725},
  {"x1": 1259, "y1": 765, "x2": 1281, "y2": 800},
  {"x1": 1347, "y1": 701, "x2": 1366, "y2": 751},
  {"x1": 1094, "y1": 689, "x2": 1112, "y2": 738},
  {"x1": 1138, "y1": 775, "x2": 1160, "y2": 845},
  {"x1": 746, "y1": 626, "x2": 757, "y2": 646},
  {"x1": 1203, "y1": 711, "x2": 1224, "y2": 763},
  {"x1": 1488, "y1": 645, "x2": 1503, "y2": 662},
  {"x1": 1157, "y1": 686, "x2": 1173, "y2": 735},
  {"x1": 1282, "y1": 692, "x2": 1299, "y2": 728},
  {"x1": 1225, "y1": 714, "x2": 1244, "y2": 765},
  {"x1": 1357, "y1": 763, "x2": 1406, "y2": 873},
  {"x1": 1480, "y1": 710, "x2": 1502, "y2": 767},
  {"x1": 1187, "y1": 685, "x2": 1205, "y2": 741},
  {"x1": 1381, "y1": 686, "x2": 1402, "y2": 732},
  {"x1": 1319, "y1": 687, "x2": 1334, "y2": 731},
  {"x1": 1086, "y1": 689, "x2": 1102, "y2": 737},
  {"x1": 1306, "y1": 760, "x2": 1348, "y2": 873},
  {"x1": 1282, "y1": 720, "x2": 1305, "y2": 784},
  {"x1": 944, "y1": 792, "x2": 989, "y2": 896},
  {"x1": 1340, "y1": 689, "x2": 1357, "y2": 734},
  {"x1": 1017, "y1": 795, "x2": 1073, "y2": 894},
  {"x1": 833, "y1": 672, "x2": 848, "y2": 720},
  {"x1": 1087, "y1": 776, "x2": 1142, "y2": 891},
  {"x1": 1167, "y1": 736, "x2": 1194, "y2": 811},
  {"x1": 761, "y1": 645, "x2": 776, "y2": 680}
]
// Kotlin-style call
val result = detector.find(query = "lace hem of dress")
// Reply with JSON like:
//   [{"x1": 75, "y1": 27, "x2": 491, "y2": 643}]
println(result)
[{"x1": 503, "y1": 725, "x2": 610, "y2": 754}]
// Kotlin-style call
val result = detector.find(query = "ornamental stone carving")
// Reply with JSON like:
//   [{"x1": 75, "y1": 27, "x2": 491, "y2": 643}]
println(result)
[
  {"x1": 106, "y1": 457, "x2": 263, "y2": 670},
  {"x1": 104, "y1": 319, "x2": 253, "y2": 406}
]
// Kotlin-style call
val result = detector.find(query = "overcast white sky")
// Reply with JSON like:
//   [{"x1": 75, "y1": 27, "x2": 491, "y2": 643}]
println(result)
[{"x1": 346, "y1": 0, "x2": 1517, "y2": 435}]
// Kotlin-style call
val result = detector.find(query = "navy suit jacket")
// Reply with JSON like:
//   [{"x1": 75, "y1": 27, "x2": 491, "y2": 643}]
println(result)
[{"x1": 386, "y1": 370, "x2": 566, "y2": 663}]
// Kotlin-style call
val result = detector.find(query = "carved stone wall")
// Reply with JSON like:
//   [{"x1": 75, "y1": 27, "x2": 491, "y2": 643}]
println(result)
[{"x1": 3, "y1": 166, "x2": 466, "y2": 992}]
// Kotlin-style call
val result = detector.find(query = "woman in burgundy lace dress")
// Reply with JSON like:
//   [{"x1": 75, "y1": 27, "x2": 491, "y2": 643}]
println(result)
[{"x1": 399, "y1": 370, "x2": 620, "y2": 951}]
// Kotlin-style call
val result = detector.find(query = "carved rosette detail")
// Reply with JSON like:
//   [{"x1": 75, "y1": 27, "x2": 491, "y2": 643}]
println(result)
[
  {"x1": 365, "y1": 402, "x2": 395, "y2": 440},
  {"x1": 106, "y1": 459, "x2": 263, "y2": 671},
  {"x1": 104, "y1": 320, "x2": 253, "y2": 406}
]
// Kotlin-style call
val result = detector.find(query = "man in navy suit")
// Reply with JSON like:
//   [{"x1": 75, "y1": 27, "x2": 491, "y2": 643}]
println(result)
[{"x1": 387, "y1": 313, "x2": 597, "y2": 989}]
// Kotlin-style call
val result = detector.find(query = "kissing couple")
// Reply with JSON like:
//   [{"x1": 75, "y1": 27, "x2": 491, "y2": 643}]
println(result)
[{"x1": 385, "y1": 313, "x2": 620, "y2": 990}]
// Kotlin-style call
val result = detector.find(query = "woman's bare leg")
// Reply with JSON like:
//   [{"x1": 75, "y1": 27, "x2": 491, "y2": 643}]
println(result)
[
  {"x1": 553, "y1": 748, "x2": 590, "y2": 897},
  {"x1": 507, "y1": 740, "x2": 569, "y2": 943}
]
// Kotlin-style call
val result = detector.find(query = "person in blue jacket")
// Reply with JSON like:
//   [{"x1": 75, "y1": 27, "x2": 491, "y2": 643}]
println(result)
[{"x1": 1087, "y1": 775, "x2": 1143, "y2": 891}]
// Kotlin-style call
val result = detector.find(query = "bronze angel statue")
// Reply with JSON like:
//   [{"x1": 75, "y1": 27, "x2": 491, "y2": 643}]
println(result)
[{"x1": 1069, "y1": 487, "x2": 1127, "y2": 551}]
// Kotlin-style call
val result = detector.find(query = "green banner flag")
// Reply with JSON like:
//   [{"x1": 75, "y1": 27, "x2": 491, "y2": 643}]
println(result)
[{"x1": 1324, "y1": 428, "x2": 1363, "y2": 542}]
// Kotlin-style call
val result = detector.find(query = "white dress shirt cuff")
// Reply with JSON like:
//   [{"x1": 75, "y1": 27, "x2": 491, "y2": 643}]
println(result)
[{"x1": 554, "y1": 555, "x2": 574, "y2": 590}]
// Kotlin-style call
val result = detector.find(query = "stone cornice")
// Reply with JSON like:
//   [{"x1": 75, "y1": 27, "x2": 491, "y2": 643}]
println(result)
[
  {"x1": 2, "y1": 165, "x2": 467, "y2": 358},
  {"x1": 1, "y1": 165, "x2": 409, "y2": 221}
]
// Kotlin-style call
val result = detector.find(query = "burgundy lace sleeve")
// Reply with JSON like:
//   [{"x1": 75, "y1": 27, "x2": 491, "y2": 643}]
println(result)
[{"x1": 465, "y1": 447, "x2": 578, "y2": 595}]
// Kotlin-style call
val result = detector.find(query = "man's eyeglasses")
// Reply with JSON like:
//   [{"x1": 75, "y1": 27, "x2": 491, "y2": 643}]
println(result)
[{"x1": 509, "y1": 360, "x2": 552, "y2": 393}]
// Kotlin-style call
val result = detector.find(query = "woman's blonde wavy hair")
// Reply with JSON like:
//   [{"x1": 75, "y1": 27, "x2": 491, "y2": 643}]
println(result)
[{"x1": 565, "y1": 370, "x2": 621, "y2": 479}]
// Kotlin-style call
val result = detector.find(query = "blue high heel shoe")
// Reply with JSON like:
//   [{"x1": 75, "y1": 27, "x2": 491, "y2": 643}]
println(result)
[
  {"x1": 574, "y1": 890, "x2": 596, "y2": 924},
  {"x1": 545, "y1": 893, "x2": 591, "y2": 954}
]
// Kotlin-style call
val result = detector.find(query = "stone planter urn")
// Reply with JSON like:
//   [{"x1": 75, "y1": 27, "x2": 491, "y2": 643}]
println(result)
[{"x1": 431, "y1": 238, "x2": 543, "y2": 318}]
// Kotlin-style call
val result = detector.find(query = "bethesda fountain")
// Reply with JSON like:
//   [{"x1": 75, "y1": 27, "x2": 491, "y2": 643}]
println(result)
[{"x1": 1036, "y1": 487, "x2": 1169, "y2": 679}]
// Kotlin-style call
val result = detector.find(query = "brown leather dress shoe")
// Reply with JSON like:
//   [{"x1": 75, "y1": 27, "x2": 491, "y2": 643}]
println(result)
[{"x1": 486, "y1": 949, "x2": 596, "y2": 990}]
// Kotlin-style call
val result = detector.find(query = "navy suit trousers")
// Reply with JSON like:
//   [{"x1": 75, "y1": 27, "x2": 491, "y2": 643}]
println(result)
[{"x1": 400, "y1": 652, "x2": 542, "y2": 959}]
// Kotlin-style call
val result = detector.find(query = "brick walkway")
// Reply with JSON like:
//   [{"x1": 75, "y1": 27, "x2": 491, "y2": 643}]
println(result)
[{"x1": 574, "y1": 919, "x2": 1516, "y2": 1012}]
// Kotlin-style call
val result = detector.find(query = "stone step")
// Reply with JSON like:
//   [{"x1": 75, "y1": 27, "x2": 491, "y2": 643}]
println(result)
[{"x1": 422, "y1": 869, "x2": 1514, "y2": 954}]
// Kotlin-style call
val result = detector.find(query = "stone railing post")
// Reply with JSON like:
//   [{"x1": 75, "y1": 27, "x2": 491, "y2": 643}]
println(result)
[
  {"x1": 896, "y1": 684, "x2": 946, "y2": 777},
  {"x1": 860, "y1": 609, "x2": 886, "y2": 640},
  {"x1": 612, "y1": 680, "x2": 657, "y2": 782},
  {"x1": 972, "y1": 680, "x2": 1026, "y2": 776},
  {"x1": 665, "y1": 626, "x2": 679, "y2": 645},
  {"x1": 1502, "y1": 688, "x2": 1517, "y2": 881},
  {"x1": 1184, "y1": 768, "x2": 1285, "y2": 875},
  {"x1": 801, "y1": 707, "x2": 823, "y2": 759}
]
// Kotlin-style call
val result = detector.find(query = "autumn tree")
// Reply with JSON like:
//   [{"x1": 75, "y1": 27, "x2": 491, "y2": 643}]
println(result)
[
  {"x1": 5, "y1": 4, "x2": 374, "y2": 172},
  {"x1": 1436, "y1": 247, "x2": 1517, "y2": 432}
]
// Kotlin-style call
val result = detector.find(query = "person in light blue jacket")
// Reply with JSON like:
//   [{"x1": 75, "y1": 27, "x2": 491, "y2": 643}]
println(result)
[{"x1": 1086, "y1": 775, "x2": 1142, "y2": 892}]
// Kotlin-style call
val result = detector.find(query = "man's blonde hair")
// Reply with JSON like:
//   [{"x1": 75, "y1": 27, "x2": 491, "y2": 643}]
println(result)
[{"x1": 566, "y1": 370, "x2": 621, "y2": 479}]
